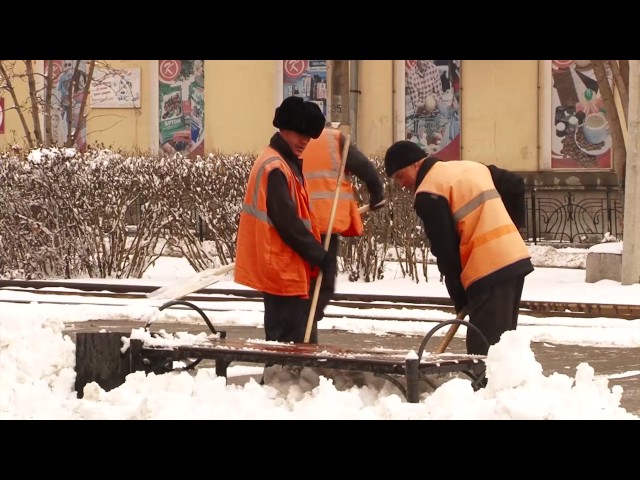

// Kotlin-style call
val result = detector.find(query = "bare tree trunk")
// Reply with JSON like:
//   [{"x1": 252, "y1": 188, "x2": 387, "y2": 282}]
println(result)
[
  {"x1": 620, "y1": 60, "x2": 629, "y2": 89},
  {"x1": 592, "y1": 60, "x2": 626, "y2": 187},
  {"x1": 609, "y1": 60, "x2": 629, "y2": 122},
  {"x1": 43, "y1": 61, "x2": 54, "y2": 145},
  {"x1": 25, "y1": 60, "x2": 43, "y2": 145},
  {"x1": 0, "y1": 61, "x2": 36, "y2": 148},
  {"x1": 1, "y1": 59, "x2": 121, "y2": 150},
  {"x1": 64, "y1": 61, "x2": 79, "y2": 146},
  {"x1": 73, "y1": 60, "x2": 96, "y2": 148}
]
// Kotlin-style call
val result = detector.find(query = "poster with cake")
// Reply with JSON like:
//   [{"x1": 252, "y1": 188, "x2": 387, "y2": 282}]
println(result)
[{"x1": 551, "y1": 60, "x2": 613, "y2": 169}]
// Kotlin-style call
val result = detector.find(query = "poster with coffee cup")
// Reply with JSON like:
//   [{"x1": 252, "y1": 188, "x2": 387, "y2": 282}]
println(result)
[
  {"x1": 582, "y1": 112, "x2": 608, "y2": 144},
  {"x1": 550, "y1": 60, "x2": 612, "y2": 169}
]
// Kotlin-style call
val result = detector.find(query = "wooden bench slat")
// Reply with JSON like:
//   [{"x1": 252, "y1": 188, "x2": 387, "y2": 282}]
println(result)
[
  {"x1": 75, "y1": 332, "x2": 486, "y2": 404},
  {"x1": 141, "y1": 337, "x2": 482, "y2": 363}
]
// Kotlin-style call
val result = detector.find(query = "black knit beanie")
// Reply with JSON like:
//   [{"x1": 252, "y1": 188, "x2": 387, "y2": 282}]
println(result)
[
  {"x1": 384, "y1": 141, "x2": 429, "y2": 177},
  {"x1": 273, "y1": 96, "x2": 326, "y2": 139}
]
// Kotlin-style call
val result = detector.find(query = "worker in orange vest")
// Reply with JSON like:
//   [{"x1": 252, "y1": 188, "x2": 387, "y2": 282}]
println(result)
[
  {"x1": 235, "y1": 96, "x2": 330, "y2": 344},
  {"x1": 384, "y1": 141, "x2": 533, "y2": 357},
  {"x1": 302, "y1": 126, "x2": 385, "y2": 343}
]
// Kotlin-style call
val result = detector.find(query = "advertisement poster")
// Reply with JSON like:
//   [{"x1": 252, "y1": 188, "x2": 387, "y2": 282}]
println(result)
[
  {"x1": 405, "y1": 60, "x2": 461, "y2": 161},
  {"x1": 91, "y1": 68, "x2": 141, "y2": 108},
  {"x1": 0, "y1": 98, "x2": 4, "y2": 134},
  {"x1": 550, "y1": 60, "x2": 612, "y2": 169},
  {"x1": 283, "y1": 60, "x2": 327, "y2": 115},
  {"x1": 44, "y1": 60, "x2": 88, "y2": 150},
  {"x1": 158, "y1": 60, "x2": 205, "y2": 156}
]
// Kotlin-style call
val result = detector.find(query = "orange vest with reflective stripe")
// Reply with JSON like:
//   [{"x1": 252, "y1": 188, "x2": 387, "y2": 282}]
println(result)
[
  {"x1": 234, "y1": 147, "x2": 320, "y2": 297},
  {"x1": 416, "y1": 160, "x2": 530, "y2": 290},
  {"x1": 302, "y1": 129, "x2": 363, "y2": 237}
]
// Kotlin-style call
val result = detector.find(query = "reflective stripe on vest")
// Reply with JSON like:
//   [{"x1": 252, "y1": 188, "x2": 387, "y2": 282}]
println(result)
[
  {"x1": 303, "y1": 128, "x2": 363, "y2": 236},
  {"x1": 452, "y1": 189, "x2": 502, "y2": 223},
  {"x1": 416, "y1": 160, "x2": 530, "y2": 289},
  {"x1": 241, "y1": 156, "x2": 312, "y2": 230},
  {"x1": 234, "y1": 147, "x2": 317, "y2": 297}
]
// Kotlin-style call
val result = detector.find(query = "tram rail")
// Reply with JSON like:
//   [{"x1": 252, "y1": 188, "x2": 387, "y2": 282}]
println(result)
[{"x1": 1, "y1": 279, "x2": 638, "y2": 321}]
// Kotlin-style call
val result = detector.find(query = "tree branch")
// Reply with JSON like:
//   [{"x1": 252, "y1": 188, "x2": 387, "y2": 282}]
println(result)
[
  {"x1": 592, "y1": 60, "x2": 626, "y2": 187},
  {"x1": 609, "y1": 60, "x2": 629, "y2": 122},
  {"x1": 73, "y1": 60, "x2": 96, "y2": 150},
  {"x1": 25, "y1": 60, "x2": 43, "y2": 145},
  {"x1": 0, "y1": 61, "x2": 35, "y2": 148}
]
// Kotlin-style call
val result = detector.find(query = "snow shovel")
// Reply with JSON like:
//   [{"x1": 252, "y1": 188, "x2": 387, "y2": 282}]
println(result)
[
  {"x1": 303, "y1": 134, "x2": 351, "y2": 343},
  {"x1": 146, "y1": 262, "x2": 235, "y2": 303},
  {"x1": 435, "y1": 308, "x2": 468, "y2": 354},
  {"x1": 144, "y1": 203, "x2": 379, "y2": 304},
  {"x1": 356, "y1": 199, "x2": 387, "y2": 215}
]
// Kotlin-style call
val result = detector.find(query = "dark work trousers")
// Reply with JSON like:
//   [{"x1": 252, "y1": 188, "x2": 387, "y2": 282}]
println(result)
[
  {"x1": 302, "y1": 233, "x2": 339, "y2": 344},
  {"x1": 466, "y1": 274, "x2": 526, "y2": 356},
  {"x1": 263, "y1": 292, "x2": 308, "y2": 343}
]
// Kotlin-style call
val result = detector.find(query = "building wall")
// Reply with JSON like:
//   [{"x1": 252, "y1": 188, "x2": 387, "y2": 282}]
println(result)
[
  {"x1": 459, "y1": 60, "x2": 539, "y2": 171},
  {"x1": 0, "y1": 60, "x2": 154, "y2": 151},
  {"x1": 205, "y1": 60, "x2": 279, "y2": 154},
  {"x1": 350, "y1": 60, "x2": 540, "y2": 171},
  {"x1": 90, "y1": 60, "x2": 153, "y2": 152},
  {"x1": 357, "y1": 60, "x2": 394, "y2": 158},
  {"x1": 0, "y1": 61, "x2": 30, "y2": 147},
  {"x1": 1, "y1": 59, "x2": 623, "y2": 243},
  {"x1": 0, "y1": 60, "x2": 611, "y2": 178}
]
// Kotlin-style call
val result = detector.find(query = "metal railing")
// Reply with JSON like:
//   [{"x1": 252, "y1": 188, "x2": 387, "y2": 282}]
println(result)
[
  {"x1": 124, "y1": 188, "x2": 625, "y2": 247},
  {"x1": 522, "y1": 187, "x2": 624, "y2": 245}
]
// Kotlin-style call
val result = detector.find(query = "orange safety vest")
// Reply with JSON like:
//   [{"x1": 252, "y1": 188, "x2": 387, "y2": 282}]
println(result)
[
  {"x1": 302, "y1": 128, "x2": 363, "y2": 237},
  {"x1": 416, "y1": 160, "x2": 530, "y2": 290},
  {"x1": 234, "y1": 147, "x2": 320, "y2": 297}
]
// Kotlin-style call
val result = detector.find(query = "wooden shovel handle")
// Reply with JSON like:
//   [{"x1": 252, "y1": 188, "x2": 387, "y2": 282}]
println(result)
[
  {"x1": 303, "y1": 135, "x2": 351, "y2": 343},
  {"x1": 435, "y1": 308, "x2": 468, "y2": 354}
]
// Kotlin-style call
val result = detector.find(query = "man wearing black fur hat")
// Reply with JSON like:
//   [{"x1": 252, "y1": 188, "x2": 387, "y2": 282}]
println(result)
[
  {"x1": 383, "y1": 141, "x2": 533, "y2": 357},
  {"x1": 235, "y1": 96, "x2": 331, "y2": 346}
]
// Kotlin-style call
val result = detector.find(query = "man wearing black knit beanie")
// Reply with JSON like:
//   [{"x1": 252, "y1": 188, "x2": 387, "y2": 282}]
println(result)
[{"x1": 384, "y1": 141, "x2": 534, "y2": 367}]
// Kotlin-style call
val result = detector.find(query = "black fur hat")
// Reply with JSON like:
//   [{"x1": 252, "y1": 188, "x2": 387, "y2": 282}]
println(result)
[
  {"x1": 384, "y1": 141, "x2": 429, "y2": 177},
  {"x1": 273, "y1": 96, "x2": 325, "y2": 139}
]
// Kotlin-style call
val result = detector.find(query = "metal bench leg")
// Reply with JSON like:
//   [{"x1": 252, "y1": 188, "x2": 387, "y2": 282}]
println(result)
[
  {"x1": 215, "y1": 360, "x2": 230, "y2": 378},
  {"x1": 405, "y1": 358, "x2": 420, "y2": 403}
]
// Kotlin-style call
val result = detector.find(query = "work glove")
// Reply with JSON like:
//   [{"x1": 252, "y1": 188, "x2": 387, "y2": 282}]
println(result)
[
  {"x1": 369, "y1": 197, "x2": 387, "y2": 211},
  {"x1": 310, "y1": 252, "x2": 332, "y2": 280},
  {"x1": 318, "y1": 252, "x2": 332, "y2": 274}
]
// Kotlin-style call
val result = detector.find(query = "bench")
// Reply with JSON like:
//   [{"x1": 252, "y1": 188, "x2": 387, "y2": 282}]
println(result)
[
  {"x1": 74, "y1": 300, "x2": 486, "y2": 403},
  {"x1": 74, "y1": 331, "x2": 485, "y2": 403}
]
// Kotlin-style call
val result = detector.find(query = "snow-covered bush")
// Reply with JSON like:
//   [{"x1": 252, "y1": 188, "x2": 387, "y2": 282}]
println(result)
[
  {"x1": 0, "y1": 147, "x2": 249, "y2": 279},
  {"x1": 0, "y1": 147, "x2": 424, "y2": 282},
  {"x1": 340, "y1": 157, "x2": 430, "y2": 283}
]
